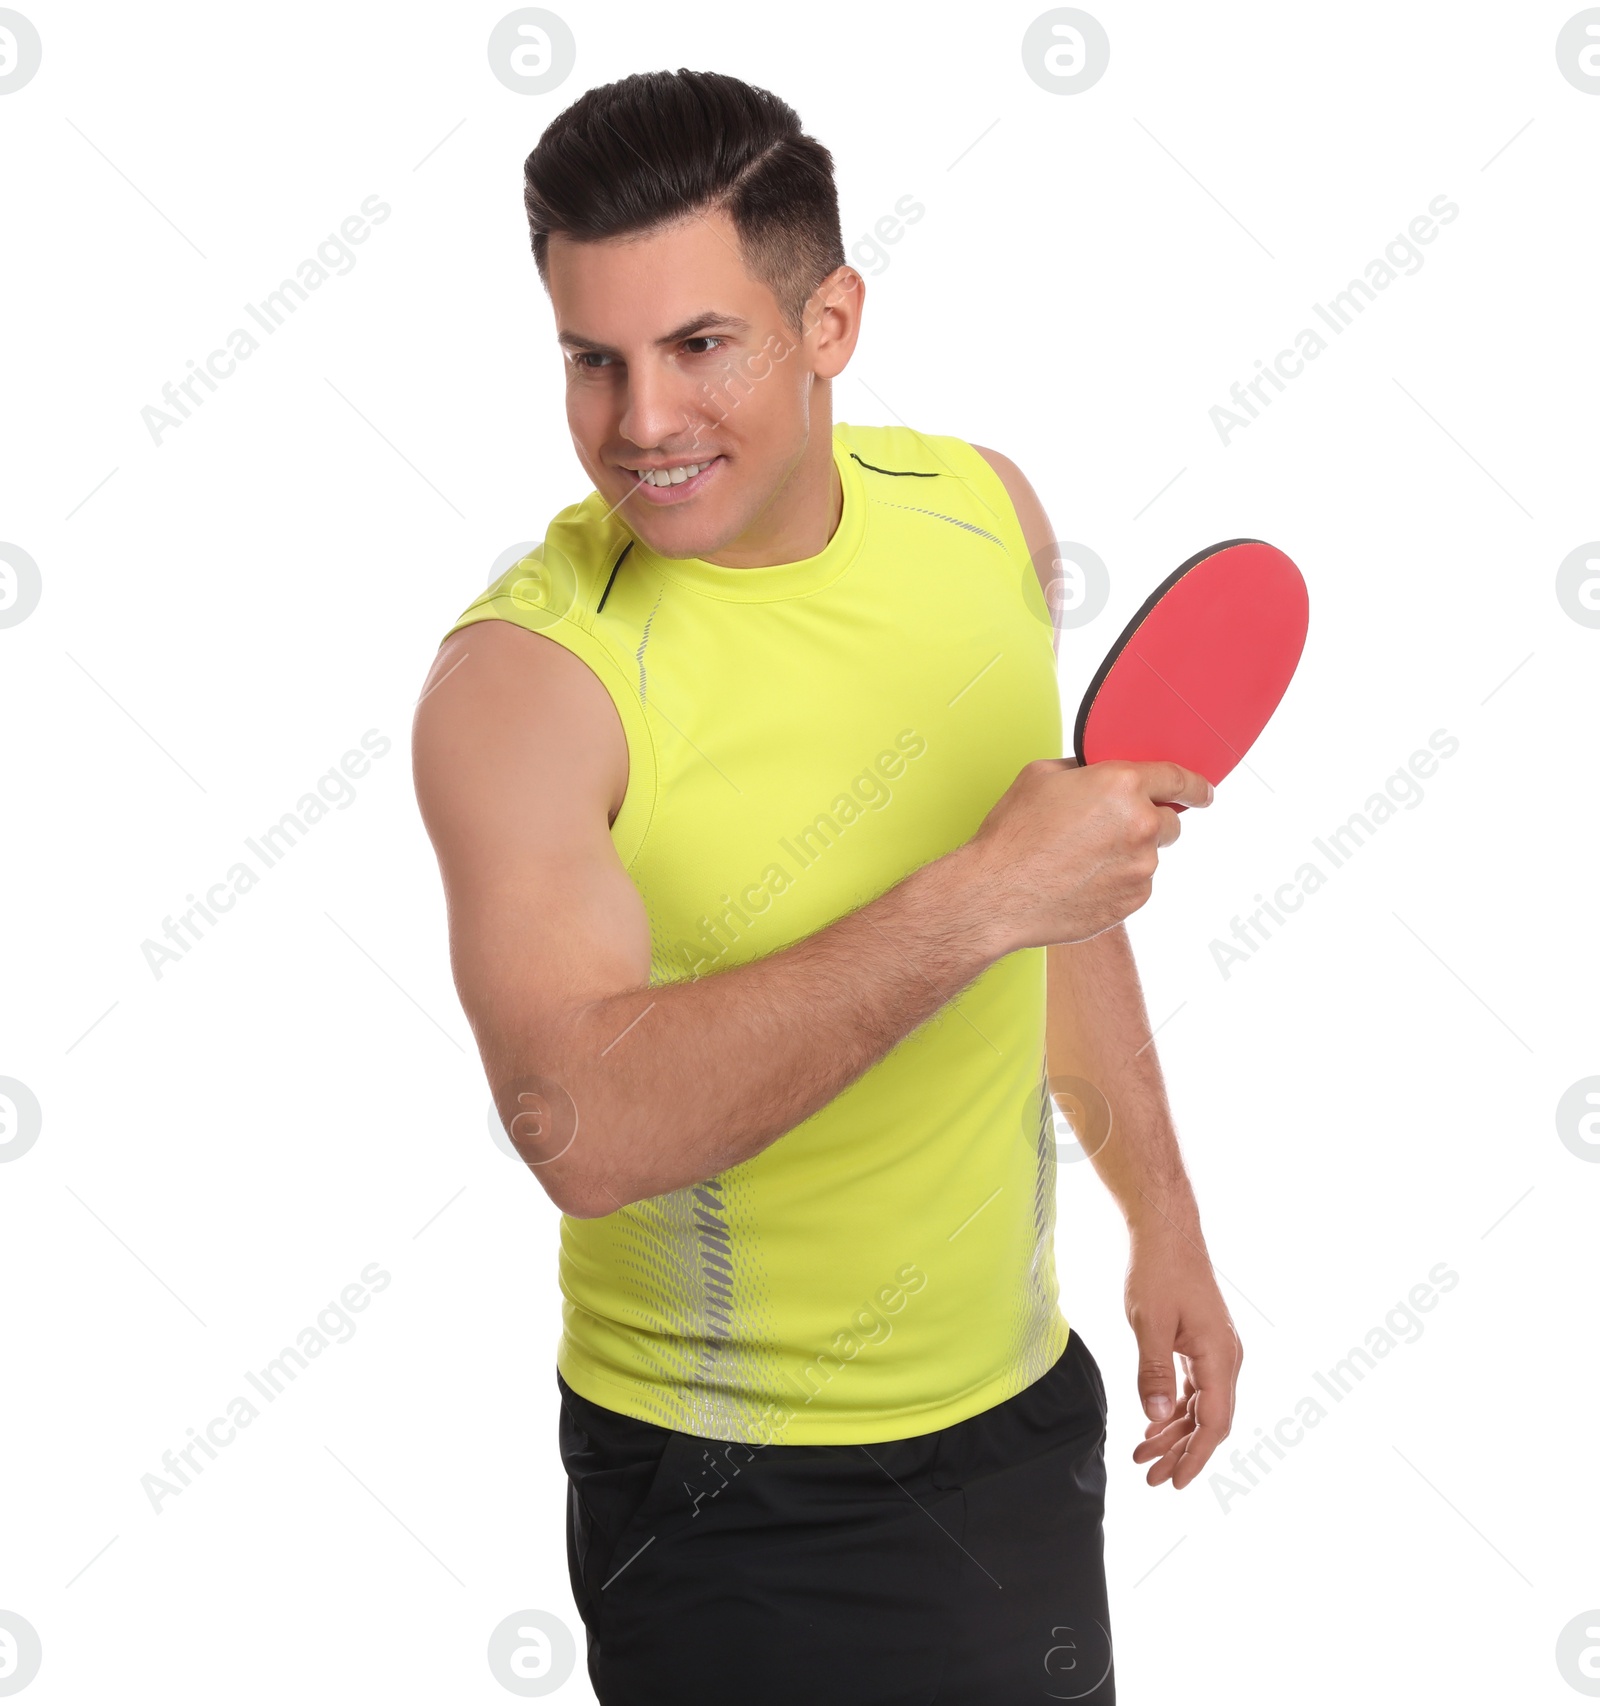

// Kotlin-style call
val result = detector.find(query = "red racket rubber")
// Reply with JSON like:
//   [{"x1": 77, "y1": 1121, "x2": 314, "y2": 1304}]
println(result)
[{"x1": 1072, "y1": 539, "x2": 1308, "y2": 811}]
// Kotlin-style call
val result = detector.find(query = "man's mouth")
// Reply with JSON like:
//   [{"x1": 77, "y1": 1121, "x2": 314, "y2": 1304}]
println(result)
[{"x1": 618, "y1": 455, "x2": 723, "y2": 502}]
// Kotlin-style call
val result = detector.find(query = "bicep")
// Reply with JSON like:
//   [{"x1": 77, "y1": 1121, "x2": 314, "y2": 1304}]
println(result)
[{"x1": 412, "y1": 619, "x2": 649, "y2": 1085}]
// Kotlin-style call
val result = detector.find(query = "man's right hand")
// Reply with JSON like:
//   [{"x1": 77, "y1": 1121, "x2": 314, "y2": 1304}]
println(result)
[{"x1": 967, "y1": 758, "x2": 1214, "y2": 952}]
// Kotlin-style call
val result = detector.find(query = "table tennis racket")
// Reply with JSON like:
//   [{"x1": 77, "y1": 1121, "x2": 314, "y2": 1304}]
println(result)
[{"x1": 1072, "y1": 539, "x2": 1308, "y2": 811}]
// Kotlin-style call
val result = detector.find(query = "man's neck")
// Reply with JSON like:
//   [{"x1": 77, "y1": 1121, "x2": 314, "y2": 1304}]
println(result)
[{"x1": 698, "y1": 415, "x2": 841, "y2": 571}]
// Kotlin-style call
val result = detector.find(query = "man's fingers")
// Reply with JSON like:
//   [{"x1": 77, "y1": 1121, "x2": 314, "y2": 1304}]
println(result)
[
  {"x1": 1163, "y1": 1336, "x2": 1242, "y2": 1489},
  {"x1": 1168, "y1": 1411, "x2": 1228, "y2": 1488},
  {"x1": 1130, "y1": 1329, "x2": 1242, "y2": 1488},
  {"x1": 1142, "y1": 763, "x2": 1213, "y2": 811},
  {"x1": 1134, "y1": 1339, "x2": 1180, "y2": 1426},
  {"x1": 1132, "y1": 1422, "x2": 1187, "y2": 1464},
  {"x1": 1133, "y1": 1398, "x2": 1195, "y2": 1457},
  {"x1": 1144, "y1": 1444, "x2": 1187, "y2": 1487},
  {"x1": 1134, "y1": 1388, "x2": 1200, "y2": 1476}
]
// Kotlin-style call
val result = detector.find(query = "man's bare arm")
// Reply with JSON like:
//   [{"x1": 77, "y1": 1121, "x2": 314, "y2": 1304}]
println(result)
[
  {"x1": 973, "y1": 441, "x2": 1204, "y2": 1233},
  {"x1": 975, "y1": 441, "x2": 1240, "y2": 1491},
  {"x1": 412, "y1": 616, "x2": 1207, "y2": 1219},
  {"x1": 1044, "y1": 923, "x2": 1241, "y2": 1490}
]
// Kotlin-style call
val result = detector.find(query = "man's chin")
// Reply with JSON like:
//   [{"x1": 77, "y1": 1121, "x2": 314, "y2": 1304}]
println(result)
[{"x1": 618, "y1": 496, "x2": 739, "y2": 561}]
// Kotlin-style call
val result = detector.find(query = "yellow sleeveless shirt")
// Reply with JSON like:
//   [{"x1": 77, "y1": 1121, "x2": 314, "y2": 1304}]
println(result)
[{"x1": 443, "y1": 422, "x2": 1069, "y2": 1445}]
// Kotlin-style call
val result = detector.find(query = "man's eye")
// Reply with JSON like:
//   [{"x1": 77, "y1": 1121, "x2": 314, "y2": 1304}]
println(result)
[{"x1": 571, "y1": 337, "x2": 725, "y2": 372}]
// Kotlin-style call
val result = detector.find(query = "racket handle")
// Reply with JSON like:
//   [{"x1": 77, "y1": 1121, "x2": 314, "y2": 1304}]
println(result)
[{"x1": 1157, "y1": 801, "x2": 1188, "y2": 814}]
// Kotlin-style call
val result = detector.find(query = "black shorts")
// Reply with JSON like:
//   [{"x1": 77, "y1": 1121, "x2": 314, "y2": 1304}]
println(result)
[{"x1": 558, "y1": 1330, "x2": 1114, "y2": 1704}]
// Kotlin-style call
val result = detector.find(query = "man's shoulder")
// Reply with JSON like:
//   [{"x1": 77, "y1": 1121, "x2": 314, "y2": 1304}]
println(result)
[
  {"x1": 835, "y1": 419, "x2": 987, "y2": 484},
  {"x1": 837, "y1": 422, "x2": 1041, "y2": 529},
  {"x1": 839, "y1": 421, "x2": 1052, "y2": 580},
  {"x1": 436, "y1": 486, "x2": 634, "y2": 651},
  {"x1": 967, "y1": 442, "x2": 1052, "y2": 563}
]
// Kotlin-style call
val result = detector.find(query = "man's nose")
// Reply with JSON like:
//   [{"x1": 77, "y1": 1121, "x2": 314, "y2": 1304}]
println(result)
[{"x1": 616, "y1": 361, "x2": 696, "y2": 455}]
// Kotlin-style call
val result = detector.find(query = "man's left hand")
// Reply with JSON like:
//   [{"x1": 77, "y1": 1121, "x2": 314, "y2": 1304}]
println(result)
[{"x1": 1125, "y1": 1222, "x2": 1242, "y2": 1490}]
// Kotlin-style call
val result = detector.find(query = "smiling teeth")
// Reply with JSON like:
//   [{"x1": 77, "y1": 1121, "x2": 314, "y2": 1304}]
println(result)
[{"x1": 632, "y1": 460, "x2": 713, "y2": 487}]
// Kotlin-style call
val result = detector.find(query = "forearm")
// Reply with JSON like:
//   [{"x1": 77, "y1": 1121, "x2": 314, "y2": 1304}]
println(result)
[
  {"x1": 531, "y1": 842, "x2": 1002, "y2": 1215},
  {"x1": 1046, "y1": 925, "x2": 1205, "y2": 1245}
]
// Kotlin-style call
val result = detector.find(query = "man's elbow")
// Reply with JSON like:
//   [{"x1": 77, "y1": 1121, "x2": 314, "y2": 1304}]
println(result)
[
  {"x1": 544, "y1": 1180, "x2": 615, "y2": 1220},
  {"x1": 534, "y1": 1161, "x2": 626, "y2": 1220},
  {"x1": 491, "y1": 1064, "x2": 622, "y2": 1217}
]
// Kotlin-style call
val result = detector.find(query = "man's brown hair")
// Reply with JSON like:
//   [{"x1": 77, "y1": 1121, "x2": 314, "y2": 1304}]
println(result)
[{"x1": 523, "y1": 68, "x2": 846, "y2": 338}]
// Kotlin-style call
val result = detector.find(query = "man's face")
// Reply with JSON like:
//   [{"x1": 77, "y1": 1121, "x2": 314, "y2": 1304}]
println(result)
[{"x1": 548, "y1": 206, "x2": 853, "y2": 561}]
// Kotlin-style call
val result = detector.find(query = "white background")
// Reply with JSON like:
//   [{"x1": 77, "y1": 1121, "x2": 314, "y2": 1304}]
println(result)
[{"x1": 3, "y1": 2, "x2": 1597, "y2": 1700}]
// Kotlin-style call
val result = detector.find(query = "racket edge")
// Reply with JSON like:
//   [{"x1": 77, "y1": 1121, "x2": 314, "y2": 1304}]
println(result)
[{"x1": 1070, "y1": 536, "x2": 1267, "y2": 764}]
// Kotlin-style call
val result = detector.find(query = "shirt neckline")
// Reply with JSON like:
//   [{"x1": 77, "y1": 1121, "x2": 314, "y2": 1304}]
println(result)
[{"x1": 627, "y1": 427, "x2": 864, "y2": 604}]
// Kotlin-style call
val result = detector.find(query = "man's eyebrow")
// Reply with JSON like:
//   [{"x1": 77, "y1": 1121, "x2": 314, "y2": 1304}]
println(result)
[{"x1": 556, "y1": 312, "x2": 753, "y2": 355}]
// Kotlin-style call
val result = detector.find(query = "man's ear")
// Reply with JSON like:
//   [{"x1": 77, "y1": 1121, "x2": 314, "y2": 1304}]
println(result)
[{"x1": 807, "y1": 266, "x2": 865, "y2": 381}]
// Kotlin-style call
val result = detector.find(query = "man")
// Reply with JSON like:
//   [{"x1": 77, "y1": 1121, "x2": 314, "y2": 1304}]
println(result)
[{"x1": 413, "y1": 67, "x2": 1239, "y2": 1705}]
